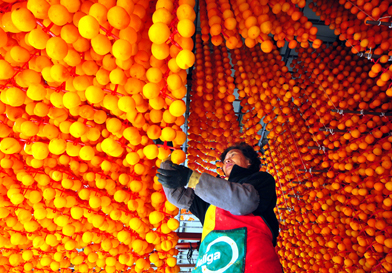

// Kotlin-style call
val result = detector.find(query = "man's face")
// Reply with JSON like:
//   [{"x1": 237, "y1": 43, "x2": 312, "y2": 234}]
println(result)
[{"x1": 222, "y1": 149, "x2": 250, "y2": 177}]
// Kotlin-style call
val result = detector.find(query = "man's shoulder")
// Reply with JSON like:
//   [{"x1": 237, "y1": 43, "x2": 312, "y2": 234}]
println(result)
[
  {"x1": 237, "y1": 171, "x2": 275, "y2": 186},
  {"x1": 248, "y1": 171, "x2": 274, "y2": 180}
]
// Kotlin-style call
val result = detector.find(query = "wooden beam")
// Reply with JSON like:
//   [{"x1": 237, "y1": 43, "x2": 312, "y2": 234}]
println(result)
[
  {"x1": 176, "y1": 242, "x2": 199, "y2": 249},
  {"x1": 177, "y1": 233, "x2": 201, "y2": 240}
]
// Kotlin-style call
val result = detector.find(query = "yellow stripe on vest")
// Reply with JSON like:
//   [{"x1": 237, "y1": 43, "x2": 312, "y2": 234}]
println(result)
[{"x1": 201, "y1": 205, "x2": 216, "y2": 242}]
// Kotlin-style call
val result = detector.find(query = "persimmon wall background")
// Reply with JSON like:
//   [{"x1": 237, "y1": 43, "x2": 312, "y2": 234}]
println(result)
[{"x1": 0, "y1": 0, "x2": 392, "y2": 272}]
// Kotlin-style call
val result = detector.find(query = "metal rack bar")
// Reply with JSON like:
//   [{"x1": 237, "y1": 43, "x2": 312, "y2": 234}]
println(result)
[
  {"x1": 365, "y1": 20, "x2": 392, "y2": 27},
  {"x1": 258, "y1": 123, "x2": 268, "y2": 147},
  {"x1": 331, "y1": 109, "x2": 392, "y2": 116},
  {"x1": 299, "y1": 169, "x2": 328, "y2": 173},
  {"x1": 308, "y1": 146, "x2": 339, "y2": 151},
  {"x1": 357, "y1": 52, "x2": 392, "y2": 61}
]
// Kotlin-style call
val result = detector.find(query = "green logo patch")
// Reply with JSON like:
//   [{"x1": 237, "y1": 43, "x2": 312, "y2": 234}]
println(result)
[{"x1": 193, "y1": 228, "x2": 246, "y2": 273}]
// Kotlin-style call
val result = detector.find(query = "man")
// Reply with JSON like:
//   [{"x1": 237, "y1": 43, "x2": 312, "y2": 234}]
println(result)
[{"x1": 157, "y1": 142, "x2": 282, "y2": 273}]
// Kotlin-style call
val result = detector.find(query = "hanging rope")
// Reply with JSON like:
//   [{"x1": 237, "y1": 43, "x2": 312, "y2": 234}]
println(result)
[{"x1": 187, "y1": 242, "x2": 197, "y2": 264}]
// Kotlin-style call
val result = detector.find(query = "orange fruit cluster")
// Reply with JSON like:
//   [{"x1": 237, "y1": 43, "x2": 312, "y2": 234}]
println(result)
[
  {"x1": 259, "y1": 42, "x2": 392, "y2": 272},
  {"x1": 292, "y1": 44, "x2": 391, "y2": 114},
  {"x1": 199, "y1": 0, "x2": 322, "y2": 53},
  {"x1": 310, "y1": 1, "x2": 392, "y2": 94},
  {"x1": 189, "y1": 2, "x2": 392, "y2": 272},
  {"x1": 310, "y1": 0, "x2": 392, "y2": 56},
  {"x1": 230, "y1": 42, "x2": 298, "y2": 145},
  {"x1": 187, "y1": 35, "x2": 242, "y2": 176},
  {"x1": 0, "y1": 0, "x2": 197, "y2": 272},
  {"x1": 199, "y1": 0, "x2": 243, "y2": 50},
  {"x1": 148, "y1": 0, "x2": 196, "y2": 109}
]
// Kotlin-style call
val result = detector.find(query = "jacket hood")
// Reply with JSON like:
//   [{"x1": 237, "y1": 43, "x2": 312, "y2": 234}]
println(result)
[{"x1": 228, "y1": 164, "x2": 259, "y2": 183}]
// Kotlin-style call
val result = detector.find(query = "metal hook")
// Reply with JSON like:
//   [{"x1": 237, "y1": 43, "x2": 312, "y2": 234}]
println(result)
[{"x1": 367, "y1": 48, "x2": 372, "y2": 60}]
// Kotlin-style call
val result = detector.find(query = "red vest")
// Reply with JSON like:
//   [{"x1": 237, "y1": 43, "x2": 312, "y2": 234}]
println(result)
[{"x1": 193, "y1": 206, "x2": 282, "y2": 273}]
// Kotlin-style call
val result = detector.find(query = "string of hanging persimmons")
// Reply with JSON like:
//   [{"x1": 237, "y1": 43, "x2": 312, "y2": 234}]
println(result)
[{"x1": 188, "y1": 0, "x2": 392, "y2": 272}]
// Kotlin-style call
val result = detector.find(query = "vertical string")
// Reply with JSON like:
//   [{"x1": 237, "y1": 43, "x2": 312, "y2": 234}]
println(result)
[
  {"x1": 268, "y1": 144, "x2": 291, "y2": 211},
  {"x1": 345, "y1": 1, "x2": 377, "y2": 20},
  {"x1": 286, "y1": 119, "x2": 308, "y2": 170},
  {"x1": 273, "y1": 138, "x2": 301, "y2": 200},
  {"x1": 314, "y1": 78, "x2": 341, "y2": 114}
]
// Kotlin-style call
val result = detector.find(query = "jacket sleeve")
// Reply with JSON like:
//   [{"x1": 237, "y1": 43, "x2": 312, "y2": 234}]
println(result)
[
  {"x1": 160, "y1": 160, "x2": 210, "y2": 222},
  {"x1": 162, "y1": 186, "x2": 210, "y2": 224},
  {"x1": 160, "y1": 160, "x2": 195, "y2": 209},
  {"x1": 194, "y1": 173, "x2": 260, "y2": 215},
  {"x1": 162, "y1": 186, "x2": 195, "y2": 210}
]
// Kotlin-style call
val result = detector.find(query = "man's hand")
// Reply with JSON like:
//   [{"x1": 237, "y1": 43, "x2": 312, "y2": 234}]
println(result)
[{"x1": 156, "y1": 163, "x2": 193, "y2": 188}]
